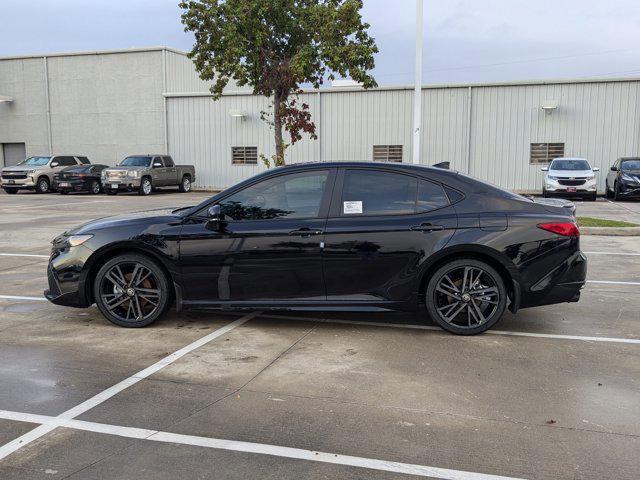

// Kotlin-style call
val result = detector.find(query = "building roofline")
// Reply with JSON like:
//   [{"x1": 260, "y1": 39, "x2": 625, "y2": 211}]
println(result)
[{"x1": 0, "y1": 46, "x2": 188, "y2": 61}]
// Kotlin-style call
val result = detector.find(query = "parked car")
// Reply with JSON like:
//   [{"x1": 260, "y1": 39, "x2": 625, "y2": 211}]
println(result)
[
  {"x1": 541, "y1": 157, "x2": 599, "y2": 201},
  {"x1": 605, "y1": 157, "x2": 640, "y2": 200},
  {"x1": 53, "y1": 164, "x2": 109, "y2": 195},
  {"x1": 1, "y1": 155, "x2": 90, "y2": 194},
  {"x1": 102, "y1": 155, "x2": 195, "y2": 196},
  {"x1": 45, "y1": 162, "x2": 586, "y2": 335}
]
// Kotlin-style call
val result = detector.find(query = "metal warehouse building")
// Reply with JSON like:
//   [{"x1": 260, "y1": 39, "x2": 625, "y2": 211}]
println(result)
[{"x1": 2, "y1": 46, "x2": 640, "y2": 193}]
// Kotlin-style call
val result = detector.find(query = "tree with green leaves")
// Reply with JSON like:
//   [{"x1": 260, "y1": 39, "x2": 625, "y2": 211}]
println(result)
[{"x1": 179, "y1": 0, "x2": 378, "y2": 166}]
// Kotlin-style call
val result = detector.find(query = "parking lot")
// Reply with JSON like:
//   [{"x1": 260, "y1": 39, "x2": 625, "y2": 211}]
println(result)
[{"x1": 0, "y1": 190, "x2": 638, "y2": 480}]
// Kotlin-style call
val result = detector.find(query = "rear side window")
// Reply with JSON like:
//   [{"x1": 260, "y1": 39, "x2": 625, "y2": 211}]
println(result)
[
  {"x1": 77, "y1": 156, "x2": 90, "y2": 164},
  {"x1": 417, "y1": 180, "x2": 449, "y2": 212},
  {"x1": 341, "y1": 170, "x2": 417, "y2": 216},
  {"x1": 163, "y1": 156, "x2": 174, "y2": 167}
]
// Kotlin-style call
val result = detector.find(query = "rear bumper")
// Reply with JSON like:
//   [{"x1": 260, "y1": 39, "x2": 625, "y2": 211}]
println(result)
[
  {"x1": 520, "y1": 251, "x2": 587, "y2": 308},
  {"x1": 53, "y1": 179, "x2": 93, "y2": 192}
]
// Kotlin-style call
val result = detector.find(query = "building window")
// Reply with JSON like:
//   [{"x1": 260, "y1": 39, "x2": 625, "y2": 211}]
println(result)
[
  {"x1": 232, "y1": 147, "x2": 258, "y2": 165},
  {"x1": 373, "y1": 145, "x2": 403, "y2": 162},
  {"x1": 530, "y1": 143, "x2": 565, "y2": 164}
]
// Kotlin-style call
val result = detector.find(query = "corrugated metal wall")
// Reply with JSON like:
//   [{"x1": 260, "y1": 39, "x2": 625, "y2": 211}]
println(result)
[{"x1": 166, "y1": 80, "x2": 640, "y2": 192}]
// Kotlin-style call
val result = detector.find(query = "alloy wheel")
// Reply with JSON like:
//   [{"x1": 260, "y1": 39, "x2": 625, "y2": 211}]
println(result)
[
  {"x1": 142, "y1": 179, "x2": 152, "y2": 195},
  {"x1": 98, "y1": 261, "x2": 162, "y2": 324},
  {"x1": 182, "y1": 177, "x2": 191, "y2": 192},
  {"x1": 433, "y1": 265, "x2": 500, "y2": 329}
]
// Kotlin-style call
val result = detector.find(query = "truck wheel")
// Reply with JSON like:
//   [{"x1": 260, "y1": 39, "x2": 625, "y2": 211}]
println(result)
[
  {"x1": 36, "y1": 177, "x2": 50, "y2": 194},
  {"x1": 138, "y1": 177, "x2": 152, "y2": 196},
  {"x1": 179, "y1": 175, "x2": 191, "y2": 193}
]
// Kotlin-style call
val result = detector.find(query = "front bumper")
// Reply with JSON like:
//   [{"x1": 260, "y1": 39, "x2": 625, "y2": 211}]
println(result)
[
  {"x1": 1, "y1": 177, "x2": 36, "y2": 189},
  {"x1": 617, "y1": 182, "x2": 640, "y2": 198},
  {"x1": 44, "y1": 244, "x2": 94, "y2": 308},
  {"x1": 103, "y1": 178, "x2": 142, "y2": 191}
]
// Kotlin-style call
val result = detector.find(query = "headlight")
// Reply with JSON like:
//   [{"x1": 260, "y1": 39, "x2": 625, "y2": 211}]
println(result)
[
  {"x1": 25, "y1": 169, "x2": 36, "y2": 175},
  {"x1": 547, "y1": 175, "x2": 558, "y2": 181},
  {"x1": 585, "y1": 176, "x2": 596, "y2": 183},
  {"x1": 622, "y1": 173, "x2": 638, "y2": 183},
  {"x1": 127, "y1": 171, "x2": 139, "y2": 178},
  {"x1": 67, "y1": 234, "x2": 94, "y2": 247}
]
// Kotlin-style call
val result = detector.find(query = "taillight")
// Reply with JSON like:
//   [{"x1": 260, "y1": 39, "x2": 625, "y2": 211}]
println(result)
[
  {"x1": 78, "y1": 173, "x2": 86, "y2": 178},
  {"x1": 537, "y1": 222, "x2": 580, "y2": 237}
]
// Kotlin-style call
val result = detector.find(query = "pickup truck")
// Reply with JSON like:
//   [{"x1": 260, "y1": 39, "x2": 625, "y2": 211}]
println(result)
[{"x1": 102, "y1": 155, "x2": 196, "y2": 196}]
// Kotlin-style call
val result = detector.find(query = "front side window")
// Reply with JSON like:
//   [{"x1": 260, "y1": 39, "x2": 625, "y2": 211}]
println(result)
[
  {"x1": 220, "y1": 171, "x2": 329, "y2": 221},
  {"x1": 120, "y1": 156, "x2": 151, "y2": 167},
  {"x1": 550, "y1": 159, "x2": 590, "y2": 171},
  {"x1": 341, "y1": 170, "x2": 417, "y2": 216},
  {"x1": 19, "y1": 156, "x2": 50, "y2": 166},
  {"x1": 163, "y1": 156, "x2": 175, "y2": 167}
]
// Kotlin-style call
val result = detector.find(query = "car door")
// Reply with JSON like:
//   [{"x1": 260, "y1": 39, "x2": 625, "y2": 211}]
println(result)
[
  {"x1": 322, "y1": 167, "x2": 458, "y2": 305},
  {"x1": 179, "y1": 168, "x2": 336, "y2": 305},
  {"x1": 151, "y1": 156, "x2": 168, "y2": 185},
  {"x1": 163, "y1": 156, "x2": 178, "y2": 184}
]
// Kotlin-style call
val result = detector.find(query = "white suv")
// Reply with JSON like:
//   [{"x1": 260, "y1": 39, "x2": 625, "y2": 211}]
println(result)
[{"x1": 541, "y1": 157, "x2": 599, "y2": 201}]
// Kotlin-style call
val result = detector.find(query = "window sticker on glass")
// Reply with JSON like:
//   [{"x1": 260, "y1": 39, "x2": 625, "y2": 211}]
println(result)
[{"x1": 343, "y1": 200, "x2": 363, "y2": 214}]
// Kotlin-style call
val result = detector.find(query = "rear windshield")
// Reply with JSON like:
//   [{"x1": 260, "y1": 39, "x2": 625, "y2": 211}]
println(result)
[
  {"x1": 19, "y1": 156, "x2": 51, "y2": 166},
  {"x1": 120, "y1": 156, "x2": 151, "y2": 167},
  {"x1": 550, "y1": 159, "x2": 590, "y2": 171},
  {"x1": 621, "y1": 159, "x2": 640, "y2": 170}
]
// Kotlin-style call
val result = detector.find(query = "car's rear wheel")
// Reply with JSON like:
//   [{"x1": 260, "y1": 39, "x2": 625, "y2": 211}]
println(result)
[
  {"x1": 426, "y1": 258, "x2": 507, "y2": 335},
  {"x1": 36, "y1": 177, "x2": 50, "y2": 194},
  {"x1": 90, "y1": 180, "x2": 101, "y2": 194},
  {"x1": 94, "y1": 254, "x2": 170, "y2": 327},
  {"x1": 138, "y1": 177, "x2": 152, "y2": 196},
  {"x1": 179, "y1": 175, "x2": 191, "y2": 193}
]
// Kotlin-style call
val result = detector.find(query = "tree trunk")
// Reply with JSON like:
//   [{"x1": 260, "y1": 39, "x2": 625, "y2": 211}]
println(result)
[{"x1": 273, "y1": 92, "x2": 285, "y2": 166}]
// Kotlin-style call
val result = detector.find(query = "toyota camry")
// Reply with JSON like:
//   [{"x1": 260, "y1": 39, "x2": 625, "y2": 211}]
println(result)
[{"x1": 45, "y1": 162, "x2": 586, "y2": 335}]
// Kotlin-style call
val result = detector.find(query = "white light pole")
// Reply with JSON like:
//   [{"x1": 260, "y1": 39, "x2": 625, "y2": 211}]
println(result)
[{"x1": 412, "y1": 0, "x2": 424, "y2": 165}]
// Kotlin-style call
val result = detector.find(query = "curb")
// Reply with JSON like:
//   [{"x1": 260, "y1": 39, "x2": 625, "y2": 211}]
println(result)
[{"x1": 580, "y1": 226, "x2": 640, "y2": 236}]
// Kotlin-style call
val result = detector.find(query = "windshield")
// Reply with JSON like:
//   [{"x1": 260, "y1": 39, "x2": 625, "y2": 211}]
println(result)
[
  {"x1": 550, "y1": 159, "x2": 590, "y2": 171},
  {"x1": 18, "y1": 156, "x2": 51, "y2": 166},
  {"x1": 120, "y1": 156, "x2": 151, "y2": 167},
  {"x1": 621, "y1": 159, "x2": 640, "y2": 171}
]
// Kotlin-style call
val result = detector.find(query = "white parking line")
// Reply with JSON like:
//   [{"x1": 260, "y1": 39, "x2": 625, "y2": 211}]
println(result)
[
  {"x1": 0, "y1": 409, "x2": 523, "y2": 480},
  {"x1": 583, "y1": 251, "x2": 640, "y2": 256},
  {"x1": 0, "y1": 295, "x2": 47, "y2": 302},
  {"x1": 258, "y1": 314, "x2": 640, "y2": 345},
  {"x1": 0, "y1": 312, "x2": 257, "y2": 461},
  {"x1": 0, "y1": 253, "x2": 49, "y2": 258},
  {"x1": 587, "y1": 280, "x2": 640, "y2": 286}
]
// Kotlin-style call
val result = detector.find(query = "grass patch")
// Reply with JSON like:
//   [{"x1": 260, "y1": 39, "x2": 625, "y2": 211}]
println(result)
[{"x1": 577, "y1": 217, "x2": 638, "y2": 228}]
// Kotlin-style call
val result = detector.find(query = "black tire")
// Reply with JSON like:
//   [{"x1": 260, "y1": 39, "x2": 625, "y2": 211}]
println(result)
[
  {"x1": 93, "y1": 254, "x2": 171, "y2": 327},
  {"x1": 425, "y1": 258, "x2": 508, "y2": 335},
  {"x1": 36, "y1": 176, "x2": 50, "y2": 194},
  {"x1": 614, "y1": 182, "x2": 622, "y2": 201},
  {"x1": 90, "y1": 180, "x2": 101, "y2": 194},
  {"x1": 106, "y1": 189, "x2": 118, "y2": 195},
  {"x1": 179, "y1": 175, "x2": 191, "y2": 193},
  {"x1": 138, "y1": 177, "x2": 152, "y2": 196},
  {"x1": 3, "y1": 188, "x2": 18, "y2": 194},
  {"x1": 605, "y1": 181, "x2": 613, "y2": 198},
  {"x1": 542, "y1": 188, "x2": 549, "y2": 198},
  {"x1": 59, "y1": 190, "x2": 69, "y2": 195}
]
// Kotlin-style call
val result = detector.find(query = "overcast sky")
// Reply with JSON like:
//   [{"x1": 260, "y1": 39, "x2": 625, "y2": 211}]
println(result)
[{"x1": 2, "y1": 0, "x2": 640, "y2": 85}]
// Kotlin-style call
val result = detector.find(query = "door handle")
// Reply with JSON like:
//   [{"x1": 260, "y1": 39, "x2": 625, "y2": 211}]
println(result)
[
  {"x1": 410, "y1": 223, "x2": 445, "y2": 232},
  {"x1": 289, "y1": 228, "x2": 323, "y2": 237}
]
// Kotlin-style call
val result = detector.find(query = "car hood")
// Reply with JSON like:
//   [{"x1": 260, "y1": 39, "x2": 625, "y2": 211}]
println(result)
[
  {"x1": 67, "y1": 208, "x2": 180, "y2": 234},
  {"x1": 548, "y1": 169, "x2": 594, "y2": 177},
  {"x1": 105, "y1": 165, "x2": 149, "y2": 171},
  {"x1": 2, "y1": 165, "x2": 44, "y2": 172}
]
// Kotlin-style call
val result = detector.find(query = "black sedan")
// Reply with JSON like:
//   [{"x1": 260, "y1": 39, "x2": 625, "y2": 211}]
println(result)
[
  {"x1": 54, "y1": 164, "x2": 108, "y2": 195},
  {"x1": 45, "y1": 162, "x2": 586, "y2": 335},
  {"x1": 605, "y1": 157, "x2": 640, "y2": 200}
]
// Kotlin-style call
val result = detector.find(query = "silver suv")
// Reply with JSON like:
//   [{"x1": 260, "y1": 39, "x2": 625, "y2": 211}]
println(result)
[
  {"x1": 1, "y1": 155, "x2": 91, "y2": 194},
  {"x1": 541, "y1": 157, "x2": 599, "y2": 201}
]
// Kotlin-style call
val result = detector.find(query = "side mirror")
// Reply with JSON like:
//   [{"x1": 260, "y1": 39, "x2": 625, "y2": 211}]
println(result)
[
  {"x1": 153, "y1": 162, "x2": 163, "y2": 168},
  {"x1": 50, "y1": 162, "x2": 59, "y2": 168},
  {"x1": 205, "y1": 204, "x2": 225, "y2": 231},
  {"x1": 540, "y1": 166, "x2": 549, "y2": 172},
  {"x1": 611, "y1": 166, "x2": 618, "y2": 172},
  {"x1": 592, "y1": 167, "x2": 600, "y2": 172}
]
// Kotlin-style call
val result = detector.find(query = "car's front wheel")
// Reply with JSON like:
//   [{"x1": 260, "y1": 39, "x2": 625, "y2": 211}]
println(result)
[
  {"x1": 36, "y1": 177, "x2": 50, "y2": 194},
  {"x1": 425, "y1": 258, "x2": 507, "y2": 335},
  {"x1": 138, "y1": 177, "x2": 152, "y2": 196},
  {"x1": 94, "y1": 254, "x2": 171, "y2": 327}
]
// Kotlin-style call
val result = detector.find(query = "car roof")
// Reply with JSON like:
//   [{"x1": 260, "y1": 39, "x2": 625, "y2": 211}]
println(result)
[
  {"x1": 271, "y1": 161, "x2": 460, "y2": 177},
  {"x1": 551, "y1": 157, "x2": 588, "y2": 162}
]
